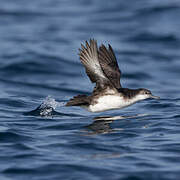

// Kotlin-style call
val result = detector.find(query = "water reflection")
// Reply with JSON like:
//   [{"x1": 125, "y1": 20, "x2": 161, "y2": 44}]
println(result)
[
  {"x1": 85, "y1": 115, "x2": 126, "y2": 135},
  {"x1": 86, "y1": 119, "x2": 114, "y2": 134},
  {"x1": 84, "y1": 114, "x2": 148, "y2": 135}
]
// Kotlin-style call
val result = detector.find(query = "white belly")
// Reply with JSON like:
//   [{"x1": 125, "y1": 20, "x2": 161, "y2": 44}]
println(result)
[{"x1": 87, "y1": 95, "x2": 133, "y2": 113}]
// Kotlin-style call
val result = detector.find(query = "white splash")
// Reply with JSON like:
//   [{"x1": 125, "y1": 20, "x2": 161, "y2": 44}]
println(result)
[
  {"x1": 39, "y1": 96, "x2": 61, "y2": 116},
  {"x1": 40, "y1": 96, "x2": 59, "y2": 109}
]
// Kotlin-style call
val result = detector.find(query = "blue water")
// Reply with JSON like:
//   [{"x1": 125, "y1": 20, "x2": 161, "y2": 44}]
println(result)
[{"x1": 0, "y1": 0, "x2": 180, "y2": 179}]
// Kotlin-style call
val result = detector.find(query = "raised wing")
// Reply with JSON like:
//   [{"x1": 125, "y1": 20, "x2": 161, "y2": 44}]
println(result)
[
  {"x1": 79, "y1": 39, "x2": 111, "y2": 90},
  {"x1": 98, "y1": 44, "x2": 122, "y2": 89}
]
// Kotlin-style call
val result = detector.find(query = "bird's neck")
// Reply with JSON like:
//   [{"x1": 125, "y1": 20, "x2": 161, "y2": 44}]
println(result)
[{"x1": 119, "y1": 88, "x2": 140, "y2": 99}]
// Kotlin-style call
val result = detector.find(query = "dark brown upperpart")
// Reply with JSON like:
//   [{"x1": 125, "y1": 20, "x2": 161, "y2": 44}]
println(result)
[{"x1": 118, "y1": 88, "x2": 141, "y2": 99}]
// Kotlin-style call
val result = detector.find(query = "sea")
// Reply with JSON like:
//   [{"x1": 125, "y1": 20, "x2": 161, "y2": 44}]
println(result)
[{"x1": 0, "y1": 0, "x2": 180, "y2": 179}]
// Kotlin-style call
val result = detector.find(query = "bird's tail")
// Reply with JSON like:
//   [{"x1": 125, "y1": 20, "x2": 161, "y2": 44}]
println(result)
[{"x1": 65, "y1": 95, "x2": 90, "y2": 106}]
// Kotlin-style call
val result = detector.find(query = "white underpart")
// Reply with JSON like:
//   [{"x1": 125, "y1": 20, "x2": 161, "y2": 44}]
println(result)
[{"x1": 86, "y1": 94, "x2": 148, "y2": 113}]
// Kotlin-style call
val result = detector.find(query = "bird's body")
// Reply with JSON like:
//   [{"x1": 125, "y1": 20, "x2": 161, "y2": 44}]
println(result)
[
  {"x1": 66, "y1": 39, "x2": 159, "y2": 112},
  {"x1": 87, "y1": 95, "x2": 130, "y2": 113}
]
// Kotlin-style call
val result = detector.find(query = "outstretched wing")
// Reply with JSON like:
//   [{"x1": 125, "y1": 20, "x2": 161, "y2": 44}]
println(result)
[
  {"x1": 98, "y1": 44, "x2": 122, "y2": 89},
  {"x1": 79, "y1": 39, "x2": 111, "y2": 90}
]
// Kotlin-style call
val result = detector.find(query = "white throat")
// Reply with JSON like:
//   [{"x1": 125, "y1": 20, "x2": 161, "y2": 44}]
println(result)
[{"x1": 132, "y1": 94, "x2": 148, "y2": 102}]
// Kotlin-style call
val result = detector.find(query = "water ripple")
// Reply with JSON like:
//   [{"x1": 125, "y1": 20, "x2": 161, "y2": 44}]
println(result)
[{"x1": 0, "y1": 0, "x2": 180, "y2": 179}]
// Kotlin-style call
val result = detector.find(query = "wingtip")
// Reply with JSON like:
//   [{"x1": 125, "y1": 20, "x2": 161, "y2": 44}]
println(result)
[
  {"x1": 108, "y1": 44, "x2": 113, "y2": 50},
  {"x1": 99, "y1": 44, "x2": 107, "y2": 51},
  {"x1": 89, "y1": 38, "x2": 97, "y2": 44},
  {"x1": 81, "y1": 43, "x2": 86, "y2": 50},
  {"x1": 89, "y1": 38, "x2": 93, "y2": 45},
  {"x1": 85, "y1": 40, "x2": 90, "y2": 48}
]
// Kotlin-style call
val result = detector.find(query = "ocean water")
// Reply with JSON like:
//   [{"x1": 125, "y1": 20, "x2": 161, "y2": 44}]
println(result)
[{"x1": 0, "y1": 0, "x2": 180, "y2": 179}]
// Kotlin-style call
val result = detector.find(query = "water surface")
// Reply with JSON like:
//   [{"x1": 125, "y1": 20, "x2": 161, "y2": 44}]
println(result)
[{"x1": 0, "y1": 0, "x2": 180, "y2": 179}]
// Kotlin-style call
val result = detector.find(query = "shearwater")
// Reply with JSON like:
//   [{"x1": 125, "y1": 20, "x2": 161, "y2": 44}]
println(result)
[{"x1": 66, "y1": 39, "x2": 160, "y2": 112}]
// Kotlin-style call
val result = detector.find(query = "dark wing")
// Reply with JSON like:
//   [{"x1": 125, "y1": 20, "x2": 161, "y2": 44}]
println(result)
[
  {"x1": 98, "y1": 44, "x2": 122, "y2": 89},
  {"x1": 79, "y1": 39, "x2": 111, "y2": 90}
]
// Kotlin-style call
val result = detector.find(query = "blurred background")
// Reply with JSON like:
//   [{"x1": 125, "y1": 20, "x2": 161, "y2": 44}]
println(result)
[{"x1": 0, "y1": 0, "x2": 180, "y2": 179}]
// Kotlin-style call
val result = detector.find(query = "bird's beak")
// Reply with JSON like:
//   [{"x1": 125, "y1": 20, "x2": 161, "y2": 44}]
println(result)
[{"x1": 150, "y1": 95, "x2": 160, "y2": 99}]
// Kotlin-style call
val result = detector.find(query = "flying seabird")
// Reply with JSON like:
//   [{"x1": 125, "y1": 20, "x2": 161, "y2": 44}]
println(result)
[{"x1": 66, "y1": 39, "x2": 159, "y2": 112}]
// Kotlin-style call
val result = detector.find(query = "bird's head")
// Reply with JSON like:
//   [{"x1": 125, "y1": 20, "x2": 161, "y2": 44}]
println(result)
[{"x1": 135, "y1": 88, "x2": 160, "y2": 101}]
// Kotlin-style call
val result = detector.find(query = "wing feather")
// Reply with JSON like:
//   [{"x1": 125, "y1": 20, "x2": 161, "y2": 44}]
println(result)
[
  {"x1": 79, "y1": 39, "x2": 121, "y2": 92},
  {"x1": 79, "y1": 39, "x2": 110, "y2": 89},
  {"x1": 98, "y1": 44, "x2": 122, "y2": 89}
]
